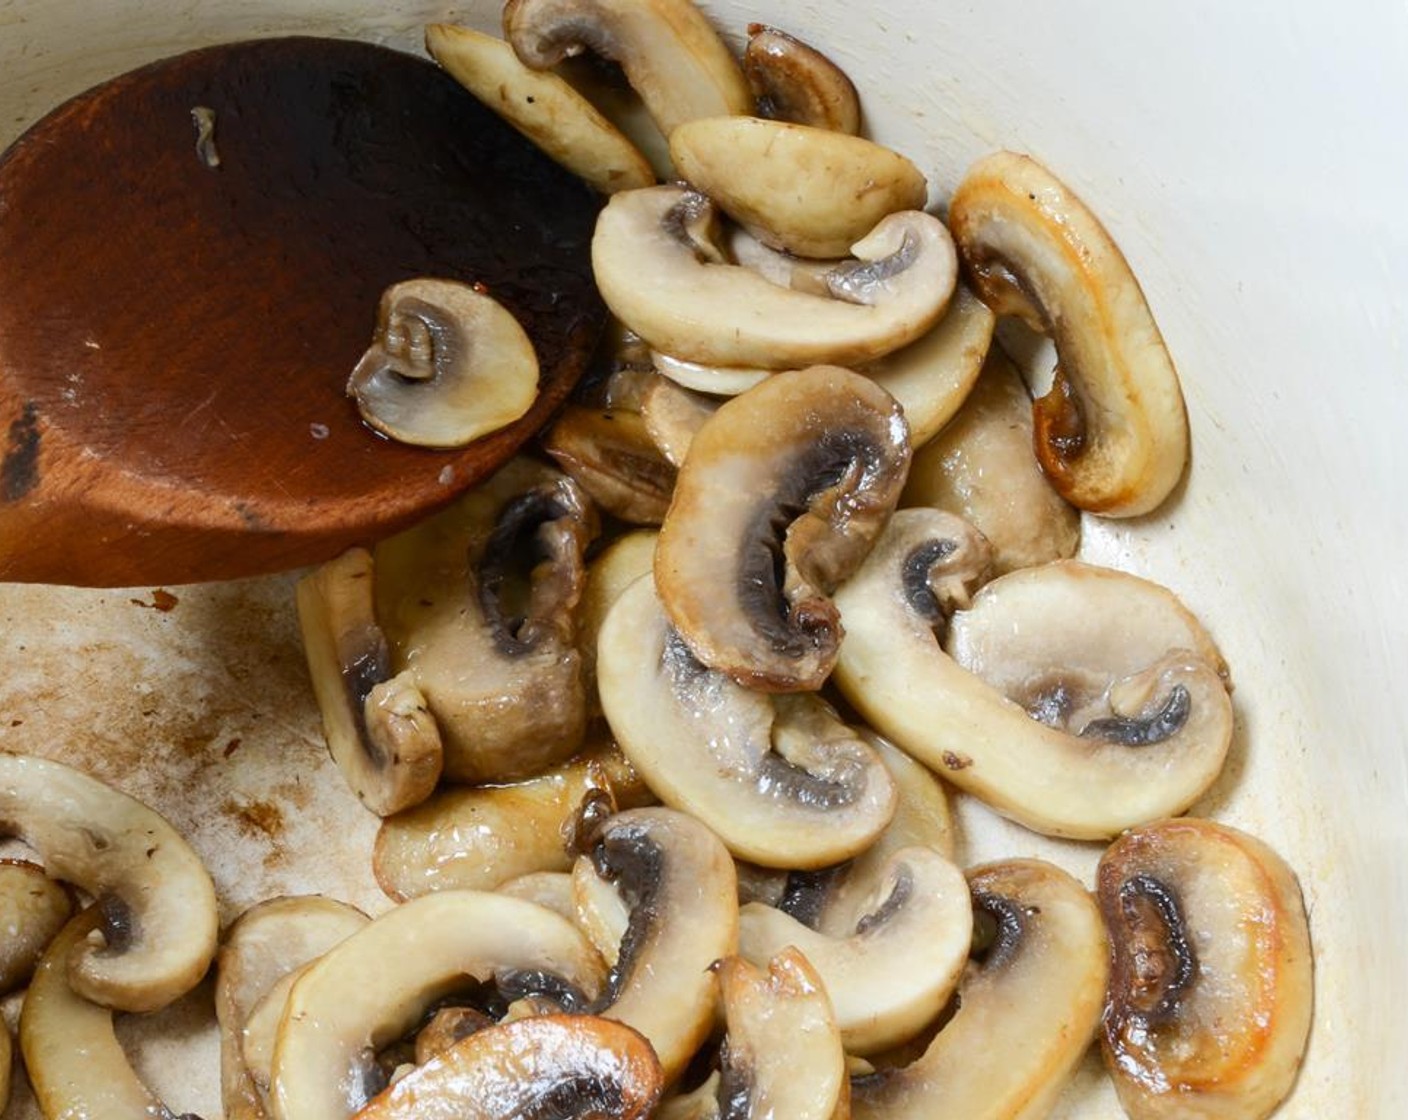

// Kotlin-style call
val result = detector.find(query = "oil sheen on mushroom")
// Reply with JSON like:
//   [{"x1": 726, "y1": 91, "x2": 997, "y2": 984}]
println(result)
[
  {"x1": 948, "y1": 151, "x2": 1189, "y2": 517},
  {"x1": 373, "y1": 457, "x2": 598, "y2": 783},
  {"x1": 742, "y1": 24, "x2": 861, "y2": 134},
  {"x1": 654, "y1": 364, "x2": 911, "y2": 692},
  {"x1": 1097, "y1": 818, "x2": 1313, "y2": 1120},
  {"x1": 0, "y1": 859, "x2": 73, "y2": 996}
]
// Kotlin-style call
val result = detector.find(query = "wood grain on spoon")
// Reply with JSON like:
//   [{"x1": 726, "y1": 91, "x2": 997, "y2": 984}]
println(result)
[{"x1": 0, "y1": 36, "x2": 605, "y2": 587}]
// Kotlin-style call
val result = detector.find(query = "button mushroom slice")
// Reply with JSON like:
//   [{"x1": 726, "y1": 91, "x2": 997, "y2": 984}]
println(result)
[
  {"x1": 571, "y1": 807, "x2": 738, "y2": 1083},
  {"x1": 0, "y1": 858, "x2": 74, "y2": 996},
  {"x1": 670, "y1": 116, "x2": 927, "y2": 259},
  {"x1": 863, "y1": 283, "x2": 996, "y2": 448},
  {"x1": 739, "y1": 845, "x2": 971, "y2": 1055},
  {"x1": 269, "y1": 890, "x2": 606, "y2": 1120},
  {"x1": 0, "y1": 752, "x2": 217, "y2": 1013},
  {"x1": 851, "y1": 859, "x2": 1107, "y2": 1120},
  {"x1": 656, "y1": 1074, "x2": 724, "y2": 1120},
  {"x1": 425, "y1": 23, "x2": 654, "y2": 194},
  {"x1": 600, "y1": 576, "x2": 898, "y2": 866},
  {"x1": 352, "y1": 1014, "x2": 663, "y2": 1120},
  {"x1": 496, "y1": 870, "x2": 577, "y2": 920},
  {"x1": 372, "y1": 744, "x2": 651, "y2": 901},
  {"x1": 902, "y1": 350, "x2": 1080, "y2": 574},
  {"x1": 1097, "y1": 819, "x2": 1313, "y2": 1120},
  {"x1": 347, "y1": 278, "x2": 540, "y2": 449},
  {"x1": 742, "y1": 24, "x2": 861, "y2": 135},
  {"x1": 297, "y1": 548, "x2": 444, "y2": 818},
  {"x1": 578, "y1": 528, "x2": 658, "y2": 707},
  {"x1": 570, "y1": 857, "x2": 632, "y2": 966},
  {"x1": 503, "y1": 0, "x2": 751, "y2": 139},
  {"x1": 655, "y1": 364, "x2": 910, "y2": 691},
  {"x1": 374, "y1": 457, "x2": 598, "y2": 783},
  {"x1": 216, "y1": 896, "x2": 370, "y2": 1120},
  {"x1": 592, "y1": 186, "x2": 958, "y2": 369},
  {"x1": 833, "y1": 511, "x2": 1234, "y2": 839},
  {"x1": 650, "y1": 349, "x2": 772, "y2": 396},
  {"x1": 19, "y1": 907, "x2": 197, "y2": 1120},
  {"x1": 543, "y1": 403, "x2": 677, "y2": 525},
  {"x1": 412, "y1": 1006, "x2": 496, "y2": 1066},
  {"x1": 640, "y1": 374, "x2": 717, "y2": 466},
  {"x1": 947, "y1": 151, "x2": 1189, "y2": 516},
  {"x1": 710, "y1": 949, "x2": 849, "y2": 1120}
]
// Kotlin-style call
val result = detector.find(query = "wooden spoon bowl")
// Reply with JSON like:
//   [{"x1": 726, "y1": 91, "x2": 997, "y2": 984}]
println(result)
[{"x1": 0, "y1": 36, "x2": 605, "y2": 587}]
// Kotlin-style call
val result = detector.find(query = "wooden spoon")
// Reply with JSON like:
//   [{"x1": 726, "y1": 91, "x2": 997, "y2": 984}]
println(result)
[{"x1": 0, "y1": 36, "x2": 605, "y2": 587}]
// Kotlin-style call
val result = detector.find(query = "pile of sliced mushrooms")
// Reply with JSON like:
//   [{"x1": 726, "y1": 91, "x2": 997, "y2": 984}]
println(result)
[{"x1": 2, "y1": 2, "x2": 1314, "y2": 1119}]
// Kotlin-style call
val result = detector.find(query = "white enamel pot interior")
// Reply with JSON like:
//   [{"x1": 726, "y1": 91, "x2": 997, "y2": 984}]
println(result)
[{"x1": 1, "y1": 2, "x2": 1404, "y2": 1117}]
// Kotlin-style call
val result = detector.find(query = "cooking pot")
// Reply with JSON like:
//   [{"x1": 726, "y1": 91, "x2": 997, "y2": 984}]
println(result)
[{"x1": 1, "y1": 1, "x2": 1403, "y2": 1116}]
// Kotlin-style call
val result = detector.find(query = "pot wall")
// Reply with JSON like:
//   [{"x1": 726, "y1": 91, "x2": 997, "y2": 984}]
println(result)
[{"x1": 1, "y1": 1, "x2": 1404, "y2": 1116}]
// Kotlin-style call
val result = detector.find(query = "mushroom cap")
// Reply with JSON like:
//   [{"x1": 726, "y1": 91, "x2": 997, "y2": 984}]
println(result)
[
  {"x1": 598, "y1": 576, "x2": 898, "y2": 868},
  {"x1": 669, "y1": 115, "x2": 927, "y2": 258},
  {"x1": 0, "y1": 859, "x2": 73, "y2": 996},
  {"x1": 574, "y1": 806, "x2": 739, "y2": 1083},
  {"x1": 740, "y1": 845, "x2": 972, "y2": 1055},
  {"x1": 592, "y1": 186, "x2": 957, "y2": 369},
  {"x1": 354, "y1": 1013, "x2": 663, "y2": 1120},
  {"x1": 714, "y1": 949, "x2": 848, "y2": 1120},
  {"x1": 655, "y1": 364, "x2": 911, "y2": 692},
  {"x1": 833, "y1": 511, "x2": 1234, "y2": 839},
  {"x1": 503, "y1": 0, "x2": 752, "y2": 137},
  {"x1": 1097, "y1": 818, "x2": 1313, "y2": 1120},
  {"x1": 269, "y1": 890, "x2": 606, "y2": 1120},
  {"x1": 742, "y1": 24, "x2": 862, "y2": 135},
  {"x1": 543, "y1": 404, "x2": 677, "y2": 525},
  {"x1": 215, "y1": 896, "x2": 370, "y2": 1120},
  {"x1": 948, "y1": 151, "x2": 1189, "y2": 516},
  {"x1": 374, "y1": 457, "x2": 597, "y2": 783},
  {"x1": 19, "y1": 908, "x2": 184, "y2": 1118},
  {"x1": 348, "y1": 278, "x2": 540, "y2": 449},
  {"x1": 426, "y1": 23, "x2": 655, "y2": 195},
  {"x1": 0, "y1": 752, "x2": 218, "y2": 1013},
  {"x1": 296, "y1": 547, "x2": 444, "y2": 818},
  {"x1": 851, "y1": 859, "x2": 1108, "y2": 1120},
  {"x1": 902, "y1": 349, "x2": 1080, "y2": 573}
]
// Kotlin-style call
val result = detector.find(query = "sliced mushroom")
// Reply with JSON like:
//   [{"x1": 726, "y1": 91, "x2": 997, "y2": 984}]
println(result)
[
  {"x1": 557, "y1": 56, "x2": 676, "y2": 181},
  {"x1": 578, "y1": 528, "x2": 658, "y2": 706},
  {"x1": 413, "y1": 1006, "x2": 496, "y2": 1066},
  {"x1": 373, "y1": 744, "x2": 651, "y2": 900},
  {"x1": 834, "y1": 511, "x2": 1235, "y2": 838},
  {"x1": 348, "y1": 278, "x2": 539, "y2": 449},
  {"x1": 572, "y1": 807, "x2": 738, "y2": 1083},
  {"x1": 712, "y1": 949, "x2": 849, "y2": 1120},
  {"x1": 655, "y1": 364, "x2": 910, "y2": 691},
  {"x1": 902, "y1": 350, "x2": 1080, "y2": 573},
  {"x1": 374, "y1": 457, "x2": 597, "y2": 783},
  {"x1": 593, "y1": 186, "x2": 958, "y2": 369},
  {"x1": 543, "y1": 403, "x2": 677, "y2": 524},
  {"x1": 297, "y1": 547, "x2": 443, "y2": 817},
  {"x1": 570, "y1": 857, "x2": 632, "y2": 966},
  {"x1": 426, "y1": 23, "x2": 654, "y2": 194},
  {"x1": 850, "y1": 859, "x2": 1108, "y2": 1120},
  {"x1": 743, "y1": 24, "x2": 861, "y2": 134},
  {"x1": 0, "y1": 752, "x2": 218, "y2": 1013},
  {"x1": 864, "y1": 283, "x2": 996, "y2": 448},
  {"x1": 670, "y1": 116, "x2": 927, "y2": 258},
  {"x1": 640, "y1": 374, "x2": 717, "y2": 466},
  {"x1": 656, "y1": 1074, "x2": 724, "y2": 1120},
  {"x1": 19, "y1": 907, "x2": 192, "y2": 1119},
  {"x1": 598, "y1": 577, "x2": 897, "y2": 866},
  {"x1": 0, "y1": 858, "x2": 74, "y2": 995},
  {"x1": 650, "y1": 349, "x2": 772, "y2": 396},
  {"x1": 269, "y1": 890, "x2": 606, "y2": 1120},
  {"x1": 496, "y1": 870, "x2": 577, "y2": 920},
  {"x1": 1098, "y1": 819, "x2": 1313, "y2": 1120},
  {"x1": 503, "y1": 0, "x2": 752, "y2": 138},
  {"x1": 355, "y1": 1014, "x2": 663, "y2": 1120},
  {"x1": 739, "y1": 845, "x2": 971, "y2": 1054},
  {"x1": 723, "y1": 221, "x2": 838, "y2": 296},
  {"x1": 216, "y1": 896, "x2": 370, "y2": 1120},
  {"x1": 948, "y1": 151, "x2": 1188, "y2": 516}
]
